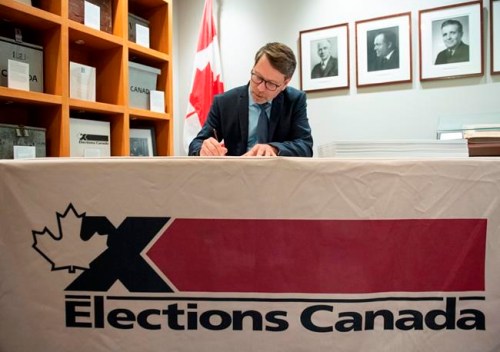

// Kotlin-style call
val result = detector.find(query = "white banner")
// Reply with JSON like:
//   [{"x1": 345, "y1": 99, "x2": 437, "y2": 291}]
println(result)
[{"x1": 0, "y1": 157, "x2": 499, "y2": 351}]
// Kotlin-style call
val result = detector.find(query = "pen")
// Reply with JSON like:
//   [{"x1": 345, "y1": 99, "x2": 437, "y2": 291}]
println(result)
[{"x1": 213, "y1": 128, "x2": 219, "y2": 141}]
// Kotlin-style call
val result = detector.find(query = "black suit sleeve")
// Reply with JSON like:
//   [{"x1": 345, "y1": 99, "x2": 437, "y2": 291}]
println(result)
[{"x1": 268, "y1": 90, "x2": 313, "y2": 157}]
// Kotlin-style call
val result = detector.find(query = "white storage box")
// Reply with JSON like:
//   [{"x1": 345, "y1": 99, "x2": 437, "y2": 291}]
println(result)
[
  {"x1": 70, "y1": 61, "x2": 96, "y2": 101},
  {"x1": 128, "y1": 61, "x2": 160, "y2": 110},
  {"x1": 0, "y1": 36, "x2": 43, "y2": 92},
  {"x1": 70, "y1": 118, "x2": 110, "y2": 157}
]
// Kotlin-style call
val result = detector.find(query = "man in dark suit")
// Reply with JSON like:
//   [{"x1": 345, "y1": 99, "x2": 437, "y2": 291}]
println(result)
[
  {"x1": 311, "y1": 39, "x2": 338, "y2": 78},
  {"x1": 371, "y1": 30, "x2": 399, "y2": 71},
  {"x1": 189, "y1": 42, "x2": 313, "y2": 157},
  {"x1": 435, "y1": 19, "x2": 469, "y2": 65}
]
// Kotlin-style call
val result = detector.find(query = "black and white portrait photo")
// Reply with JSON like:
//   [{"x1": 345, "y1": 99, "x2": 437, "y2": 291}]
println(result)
[
  {"x1": 432, "y1": 16, "x2": 470, "y2": 65},
  {"x1": 355, "y1": 12, "x2": 411, "y2": 87},
  {"x1": 130, "y1": 138, "x2": 149, "y2": 156},
  {"x1": 129, "y1": 128, "x2": 155, "y2": 156},
  {"x1": 300, "y1": 23, "x2": 349, "y2": 92},
  {"x1": 367, "y1": 26, "x2": 400, "y2": 71},
  {"x1": 419, "y1": 1, "x2": 482, "y2": 81},
  {"x1": 310, "y1": 37, "x2": 339, "y2": 79}
]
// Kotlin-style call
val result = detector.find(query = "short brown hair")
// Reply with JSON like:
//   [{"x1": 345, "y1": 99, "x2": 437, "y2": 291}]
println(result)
[{"x1": 254, "y1": 42, "x2": 297, "y2": 79}]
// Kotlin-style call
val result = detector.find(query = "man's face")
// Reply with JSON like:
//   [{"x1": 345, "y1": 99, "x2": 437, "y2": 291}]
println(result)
[
  {"x1": 441, "y1": 24, "x2": 462, "y2": 49},
  {"x1": 373, "y1": 34, "x2": 389, "y2": 57},
  {"x1": 250, "y1": 54, "x2": 289, "y2": 104},
  {"x1": 317, "y1": 41, "x2": 331, "y2": 61}
]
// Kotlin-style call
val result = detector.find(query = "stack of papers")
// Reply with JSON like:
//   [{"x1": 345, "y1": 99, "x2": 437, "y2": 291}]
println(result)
[{"x1": 317, "y1": 140, "x2": 469, "y2": 158}]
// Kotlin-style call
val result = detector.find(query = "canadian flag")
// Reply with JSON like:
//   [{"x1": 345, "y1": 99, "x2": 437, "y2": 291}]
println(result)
[{"x1": 183, "y1": 0, "x2": 224, "y2": 153}]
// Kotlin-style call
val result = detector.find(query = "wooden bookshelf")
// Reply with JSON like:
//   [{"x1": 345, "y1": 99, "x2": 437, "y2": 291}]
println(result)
[{"x1": 0, "y1": 0, "x2": 173, "y2": 156}]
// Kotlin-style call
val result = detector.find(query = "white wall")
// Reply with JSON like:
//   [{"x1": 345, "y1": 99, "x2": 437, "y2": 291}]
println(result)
[{"x1": 173, "y1": 0, "x2": 500, "y2": 156}]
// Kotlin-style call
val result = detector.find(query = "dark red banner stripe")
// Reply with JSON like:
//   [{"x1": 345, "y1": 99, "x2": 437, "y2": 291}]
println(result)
[{"x1": 147, "y1": 219, "x2": 486, "y2": 294}]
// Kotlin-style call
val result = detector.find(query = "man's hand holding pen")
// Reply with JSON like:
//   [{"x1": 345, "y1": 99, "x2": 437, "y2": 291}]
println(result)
[
  {"x1": 199, "y1": 128, "x2": 227, "y2": 156},
  {"x1": 200, "y1": 137, "x2": 228, "y2": 156}
]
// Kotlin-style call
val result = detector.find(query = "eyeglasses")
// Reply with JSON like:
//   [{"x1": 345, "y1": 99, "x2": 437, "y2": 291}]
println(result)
[{"x1": 250, "y1": 71, "x2": 282, "y2": 91}]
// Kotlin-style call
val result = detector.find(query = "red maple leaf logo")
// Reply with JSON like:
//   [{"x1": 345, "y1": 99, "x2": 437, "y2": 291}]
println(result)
[{"x1": 189, "y1": 63, "x2": 224, "y2": 126}]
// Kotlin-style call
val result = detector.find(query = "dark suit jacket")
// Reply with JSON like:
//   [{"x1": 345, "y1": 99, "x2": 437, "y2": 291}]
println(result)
[
  {"x1": 372, "y1": 48, "x2": 399, "y2": 71},
  {"x1": 188, "y1": 84, "x2": 313, "y2": 157},
  {"x1": 311, "y1": 56, "x2": 338, "y2": 78},
  {"x1": 435, "y1": 42, "x2": 469, "y2": 65}
]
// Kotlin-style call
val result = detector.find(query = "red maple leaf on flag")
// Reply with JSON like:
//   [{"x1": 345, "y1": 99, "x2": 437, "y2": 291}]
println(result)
[{"x1": 188, "y1": 63, "x2": 224, "y2": 126}]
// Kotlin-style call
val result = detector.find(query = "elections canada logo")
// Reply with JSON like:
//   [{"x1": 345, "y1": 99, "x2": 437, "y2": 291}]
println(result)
[
  {"x1": 31, "y1": 204, "x2": 487, "y2": 333},
  {"x1": 33, "y1": 203, "x2": 172, "y2": 292}
]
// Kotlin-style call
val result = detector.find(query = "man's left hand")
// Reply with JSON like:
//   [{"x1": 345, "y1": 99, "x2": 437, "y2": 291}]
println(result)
[{"x1": 242, "y1": 144, "x2": 278, "y2": 157}]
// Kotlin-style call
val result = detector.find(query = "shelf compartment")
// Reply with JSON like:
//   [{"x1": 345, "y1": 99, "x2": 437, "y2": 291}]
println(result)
[
  {"x1": 128, "y1": 0, "x2": 170, "y2": 55},
  {"x1": 69, "y1": 35, "x2": 124, "y2": 105},
  {"x1": 130, "y1": 114, "x2": 170, "y2": 155},
  {"x1": 127, "y1": 58, "x2": 169, "y2": 114},
  {"x1": 0, "y1": 7, "x2": 63, "y2": 96},
  {"x1": 69, "y1": 109, "x2": 126, "y2": 156},
  {"x1": 0, "y1": 100, "x2": 63, "y2": 156},
  {"x1": 68, "y1": 0, "x2": 124, "y2": 37}
]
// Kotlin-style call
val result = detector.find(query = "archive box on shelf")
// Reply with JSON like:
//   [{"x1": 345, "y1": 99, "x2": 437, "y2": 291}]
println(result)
[
  {"x1": 0, "y1": 36, "x2": 43, "y2": 92},
  {"x1": 128, "y1": 61, "x2": 161, "y2": 110},
  {"x1": 0, "y1": 123, "x2": 46, "y2": 159}
]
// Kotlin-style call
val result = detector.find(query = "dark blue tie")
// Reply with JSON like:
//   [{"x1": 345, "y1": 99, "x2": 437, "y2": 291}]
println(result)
[{"x1": 256, "y1": 103, "x2": 270, "y2": 143}]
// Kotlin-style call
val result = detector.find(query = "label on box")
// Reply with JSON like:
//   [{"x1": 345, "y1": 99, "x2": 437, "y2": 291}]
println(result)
[
  {"x1": 150, "y1": 90, "x2": 164, "y2": 113},
  {"x1": 84, "y1": 1, "x2": 101, "y2": 30},
  {"x1": 83, "y1": 148, "x2": 102, "y2": 157},
  {"x1": 136, "y1": 24, "x2": 150, "y2": 48},
  {"x1": 7, "y1": 59, "x2": 30, "y2": 91},
  {"x1": 70, "y1": 62, "x2": 96, "y2": 101},
  {"x1": 13, "y1": 145, "x2": 36, "y2": 159}
]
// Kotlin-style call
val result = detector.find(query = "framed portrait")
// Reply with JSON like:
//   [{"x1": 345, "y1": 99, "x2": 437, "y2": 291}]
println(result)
[
  {"x1": 299, "y1": 23, "x2": 349, "y2": 92},
  {"x1": 355, "y1": 12, "x2": 412, "y2": 87},
  {"x1": 419, "y1": 1, "x2": 483, "y2": 81},
  {"x1": 492, "y1": 0, "x2": 500, "y2": 74},
  {"x1": 130, "y1": 127, "x2": 156, "y2": 156}
]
